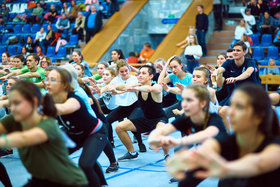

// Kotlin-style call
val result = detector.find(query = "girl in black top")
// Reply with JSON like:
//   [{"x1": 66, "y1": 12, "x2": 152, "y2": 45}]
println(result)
[
  {"x1": 167, "y1": 84, "x2": 280, "y2": 187},
  {"x1": 46, "y1": 68, "x2": 107, "y2": 187},
  {"x1": 148, "y1": 84, "x2": 227, "y2": 186}
]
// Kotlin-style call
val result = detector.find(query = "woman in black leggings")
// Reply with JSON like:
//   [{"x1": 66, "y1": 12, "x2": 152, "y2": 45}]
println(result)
[
  {"x1": 78, "y1": 78, "x2": 119, "y2": 173},
  {"x1": 46, "y1": 68, "x2": 107, "y2": 187}
]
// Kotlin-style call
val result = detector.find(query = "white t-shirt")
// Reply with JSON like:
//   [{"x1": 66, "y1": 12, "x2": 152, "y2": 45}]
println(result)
[
  {"x1": 184, "y1": 45, "x2": 203, "y2": 60},
  {"x1": 234, "y1": 26, "x2": 252, "y2": 40},
  {"x1": 240, "y1": 8, "x2": 256, "y2": 30},
  {"x1": 100, "y1": 83, "x2": 118, "y2": 110},
  {"x1": 111, "y1": 75, "x2": 138, "y2": 106}
]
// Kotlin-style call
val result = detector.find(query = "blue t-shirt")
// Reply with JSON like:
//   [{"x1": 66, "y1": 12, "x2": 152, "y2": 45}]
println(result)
[
  {"x1": 87, "y1": 13, "x2": 96, "y2": 29},
  {"x1": 221, "y1": 58, "x2": 260, "y2": 86},
  {"x1": 168, "y1": 73, "x2": 192, "y2": 101}
]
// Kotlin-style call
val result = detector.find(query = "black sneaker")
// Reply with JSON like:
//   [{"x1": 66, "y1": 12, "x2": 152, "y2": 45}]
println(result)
[
  {"x1": 118, "y1": 152, "x2": 139, "y2": 161},
  {"x1": 105, "y1": 162, "x2": 119, "y2": 173},
  {"x1": 169, "y1": 178, "x2": 178, "y2": 183},
  {"x1": 0, "y1": 149, "x2": 13, "y2": 157},
  {"x1": 138, "y1": 143, "x2": 147, "y2": 152}
]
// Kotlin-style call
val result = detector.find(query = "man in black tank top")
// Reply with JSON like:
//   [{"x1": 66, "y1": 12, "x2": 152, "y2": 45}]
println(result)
[{"x1": 115, "y1": 65, "x2": 168, "y2": 161}]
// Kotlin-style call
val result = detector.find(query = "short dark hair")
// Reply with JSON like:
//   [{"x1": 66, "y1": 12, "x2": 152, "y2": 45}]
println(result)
[
  {"x1": 198, "y1": 5, "x2": 204, "y2": 9},
  {"x1": 14, "y1": 54, "x2": 25, "y2": 65},
  {"x1": 26, "y1": 53, "x2": 40, "y2": 64},
  {"x1": 226, "y1": 48, "x2": 234, "y2": 53},
  {"x1": 233, "y1": 41, "x2": 247, "y2": 52},
  {"x1": 139, "y1": 65, "x2": 156, "y2": 76},
  {"x1": 144, "y1": 42, "x2": 151, "y2": 48}
]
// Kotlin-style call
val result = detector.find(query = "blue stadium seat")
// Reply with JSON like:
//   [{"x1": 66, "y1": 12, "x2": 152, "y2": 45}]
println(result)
[
  {"x1": 259, "y1": 68, "x2": 265, "y2": 75},
  {"x1": 56, "y1": 47, "x2": 67, "y2": 58},
  {"x1": 1, "y1": 35, "x2": 9, "y2": 44},
  {"x1": 275, "y1": 61, "x2": 280, "y2": 66},
  {"x1": 70, "y1": 23, "x2": 75, "y2": 30},
  {"x1": 0, "y1": 24, "x2": 4, "y2": 30},
  {"x1": 260, "y1": 34, "x2": 273, "y2": 47},
  {"x1": 52, "y1": 58, "x2": 56, "y2": 63},
  {"x1": 46, "y1": 46, "x2": 56, "y2": 57},
  {"x1": 259, "y1": 60, "x2": 268, "y2": 66},
  {"x1": 7, "y1": 45, "x2": 16, "y2": 56},
  {"x1": 0, "y1": 46, "x2": 6, "y2": 54},
  {"x1": 32, "y1": 24, "x2": 41, "y2": 33},
  {"x1": 22, "y1": 24, "x2": 31, "y2": 33},
  {"x1": 42, "y1": 23, "x2": 49, "y2": 32},
  {"x1": 250, "y1": 34, "x2": 259, "y2": 47},
  {"x1": 51, "y1": 23, "x2": 58, "y2": 32},
  {"x1": 253, "y1": 47, "x2": 265, "y2": 61},
  {"x1": 14, "y1": 24, "x2": 22, "y2": 33},
  {"x1": 6, "y1": 24, "x2": 14, "y2": 31},
  {"x1": 66, "y1": 34, "x2": 78, "y2": 46},
  {"x1": 16, "y1": 46, "x2": 22, "y2": 54},
  {"x1": 266, "y1": 47, "x2": 279, "y2": 60}
]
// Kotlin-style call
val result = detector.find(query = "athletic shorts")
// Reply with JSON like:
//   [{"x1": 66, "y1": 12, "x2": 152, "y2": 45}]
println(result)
[{"x1": 130, "y1": 116, "x2": 168, "y2": 133}]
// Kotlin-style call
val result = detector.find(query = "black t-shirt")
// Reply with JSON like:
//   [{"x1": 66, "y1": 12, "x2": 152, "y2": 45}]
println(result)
[
  {"x1": 216, "y1": 134, "x2": 280, "y2": 187},
  {"x1": 171, "y1": 113, "x2": 227, "y2": 136},
  {"x1": 56, "y1": 92, "x2": 99, "y2": 144},
  {"x1": 222, "y1": 58, "x2": 260, "y2": 86}
]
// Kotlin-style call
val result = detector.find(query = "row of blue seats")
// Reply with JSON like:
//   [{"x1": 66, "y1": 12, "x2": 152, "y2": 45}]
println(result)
[
  {"x1": 252, "y1": 47, "x2": 279, "y2": 61},
  {"x1": 249, "y1": 34, "x2": 277, "y2": 47},
  {"x1": 1, "y1": 23, "x2": 76, "y2": 34}
]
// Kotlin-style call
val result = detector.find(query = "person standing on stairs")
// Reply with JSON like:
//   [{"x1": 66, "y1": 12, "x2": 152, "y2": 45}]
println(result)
[
  {"x1": 195, "y1": 5, "x2": 208, "y2": 56},
  {"x1": 213, "y1": 0, "x2": 223, "y2": 31}
]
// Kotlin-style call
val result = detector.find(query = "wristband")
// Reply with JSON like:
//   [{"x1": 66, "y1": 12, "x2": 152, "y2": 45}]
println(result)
[{"x1": 1, "y1": 134, "x2": 10, "y2": 149}]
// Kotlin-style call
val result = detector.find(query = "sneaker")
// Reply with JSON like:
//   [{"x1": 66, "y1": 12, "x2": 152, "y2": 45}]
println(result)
[
  {"x1": 105, "y1": 162, "x2": 119, "y2": 173},
  {"x1": 118, "y1": 152, "x2": 139, "y2": 161},
  {"x1": 0, "y1": 149, "x2": 13, "y2": 157},
  {"x1": 138, "y1": 143, "x2": 147, "y2": 152},
  {"x1": 169, "y1": 178, "x2": 178, "y2": 183},
  {"x1": 132, "y1": 135, "x2": 138, "y2": 144}
]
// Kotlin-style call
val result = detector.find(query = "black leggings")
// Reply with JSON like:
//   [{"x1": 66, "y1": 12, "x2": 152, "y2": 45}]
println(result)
[
  {"x1": 69, "y1": 126, "x2": 108, "y2": 187},
  {"x1": 106, "y1": 102, "x2": 139, "y2": 142},
  {"x1": 0, "y1": 161, "x2": 12, "y2": 187},
  {"x1": 164, "y1": 101, "x2": 182, "y2": 119},
  {"x1": 23, "y1": 177, "x2": 88, "y2": 187}
]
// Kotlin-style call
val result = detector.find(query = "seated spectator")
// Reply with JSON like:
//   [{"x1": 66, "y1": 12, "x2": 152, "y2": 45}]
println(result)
[
  {"x1": 247, "y1": 0, "x2": 260, "y2": 18},
  {"x1": 176, "y1": 26, "x2": 196, "y2": 48},
  {"x1": 25, "y1": 35, "x2": 35, "y2": 53},
  {"x1": 265, "y1": 58, "x2": 280, "y2": 75},
  {"x1": 259, "y1": 11, "x2": 275, "y2": 34},
  {"x1": 273, "y1": 29, "x2": 280, "y2": 47},
  {"x1": 241, "y1": 34, "x2": 253, "y2": 57},
  {"x1": 184, "y1": 34, "x2": 203, "y2": 73},
  {"x1": 241, "y1": 8, "x2": 256, "y2": 32},
  {"x1": 126, "y1": 52, "x2": 139, "y2": 65},
  {"x1": 85, "y1": 0, "x2": 99, "y2": 12},
  {"x1": 34, "y1": 27, "x2": 46, "y2": 47},
  {"x1": 68, "y1": 0, "x2": 81, "y2": 22},
  {"x1": 36, "y1": 46, "x2": 44, "y2": 58},
  {"x1": 61, "y1": 2, "x2": 70, "y2": 16},
  {"x1": 26, "y1": 2, "x2": 44, "y2": 24},
  {"x1": 257, "y1": 0, "x2": 268, "y2": 16},
  {"x1": 56, "y1": 13, "x2": 70, "y2": 38},
  {"x1": 0, "y1": 3, "x2": 9, "y2": 24},
  {"x1": 47, "y1": 4, "x2": 58, "y2": 24},
  {"x1": 1, "y1": 52, "x2": 10, "y2": 65},
  {"x1": 21, "y1": 47, "x2": 30, "y2": 58},
  {"x1": 85, "y1": 5, "x2": 103, "y2": 43},
  {"x1": 40, "y1": 56, "x2": 52, "y2": 69},
  {"x1": 71, "y1": 50, "x2": 92, "y2": 77},
  {"x1": 72, "y1": 12, "x2": 85, "y2": 41},
  {"x1": 139, "y1": 42, "x2": 155, "y2": 63},
  {"x1": 231, "y1": 19, "x2": 252, "y2": 47},
  {"x1": 42, "y1": 25, "x2": 55, "y2": 51}
]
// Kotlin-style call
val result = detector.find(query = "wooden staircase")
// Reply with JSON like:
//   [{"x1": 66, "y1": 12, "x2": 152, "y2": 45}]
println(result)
[{"x1": 200, "y1": 25, "x2": 235, "y2": 65}]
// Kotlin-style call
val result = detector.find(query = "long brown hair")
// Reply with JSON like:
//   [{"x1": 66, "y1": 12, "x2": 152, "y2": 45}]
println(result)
[{"x1": 184, "y1": 84, "x2": 210, "y2": 129}]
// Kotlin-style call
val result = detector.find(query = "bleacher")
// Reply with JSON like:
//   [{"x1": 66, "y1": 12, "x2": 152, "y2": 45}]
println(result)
[{"x1": 0, "y1": 0, "x2": 126, "y2": 63}]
